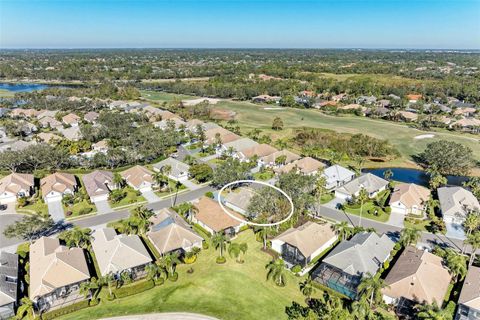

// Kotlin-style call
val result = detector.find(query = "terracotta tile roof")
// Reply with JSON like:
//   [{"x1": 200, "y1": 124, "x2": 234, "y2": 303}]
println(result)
[
  {"x1": 194, "y1": 196, "x2": 242, "y2": 232},
  {"x1": 389, "y1": 183, "x2": 430, "y2": 210},
  {"x1": 148, "y1": 223, "x2": 203, "y2": 255},
  {"x1": 276, "y1": 157, "x2": 325, "y2": 174},
  {"x1": 274, "y1": 221, "x2": 336, "y2": 258},
  {"x1": 62, "y1": 113, "x2": 80, "y2": 124},
  {"x1": 40, "y1": 172, "x2": 77, "y2": 196},
  {"x1": 205, "y1": 127, "x2": 240, "y2": 144},
  {"x1": 120, "y1": 165, "x2": 154, "y2": 189},
  {"x1": 82, "y1": 170, "x2": 113, "y2": 198},
  {"x1": 260, "y1": 149, "x2": 301, "y2": 165},
  {"x1": 240, "y1": 144, "x2": 278, "y2": 159},
  {"x1": 458, "y1": 266, "x2": 480, "y2": 310},
  {"x1": 383, "y1": 246, "x2": 451, "y2": 304},
  {"x1": 0, "y1": 173, "x2": 34, "y2": 195},
  {"x1": 29, "y1": 237, "x2": 90, "y2": 300}
]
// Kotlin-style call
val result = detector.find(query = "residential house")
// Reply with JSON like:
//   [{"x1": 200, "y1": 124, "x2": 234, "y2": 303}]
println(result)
[
  {"x1": 58, "y1": 126, "x2": 81, "y2": 141},
  {"x1": 147, "y1": 209, "x2": 203, "y2": 256},
  {"x1": 438, "y1": 187, "x2": 480, "y2": 239},
  {"x1": 454, "y1": 107, "x2": 477, "y2": 117},
  {"x1": 219, "y1": 138, "x2": 259, "y2": 157},
  {"x1": 335, "y1": 173, "x2": 389, "y2": 200},
  {"x1": 237, "y1": 143, "x2": 278, "y2": 163},
  {"x1": 36, "y1": 110, "x2": 57, "y2": 120},
  {"x1": 40, "y1": 172, "x2": 77, "y2": 203},
  {"x1": 406, "y1": 94, "x2": 423, "y2": 103},
  {"x1": 92, "y1": 140, "x2": 109, "y2": 153},
  {"x1": 153, "y1": 118, "x2": 186, "y2": 130},
  {"x1": 91, "y1": 228, "x2": 152, "y2": 278},
  {"x1": 382, "y1": 246, "x2": 451, "y2": 306},
  {"x1": 185, "y1": 119, "x2": 205, "y2": 132},
  {"x1": 331, "y1": 93, "x2": 347, "y2": 102},
  {"x1": 83, "y1": 111, "x2": 99, "y2": 124},
  {"x1": 398, "y1": 111, "x2": 418, "y2": 122},
  {"x1": 376, "y1": 99, "x2": 391, "y2": 108},
  {"x1": 0, "y1": 252, "x2": 18, "y2": 320},
  {"x1": 0, "y1": 173, "x2": 35, "y2": 203},
  {"x1": 312, "y1": 232, "x2": 394, "y2": 299},
  {"x1": 19, "y1": 121, "x2": 37, "y2": 136},
  {"x1": 451, "y1": 118, "x2": 480, "y2": 133},
  {"x1": 153, "y1": 157, "x2": 190, "y2": 182},
  {"x1": 36, "y1": 132, "x2": 62, "y2": 144},
  {"x1": 252, "y1": 95, "x2": 281, "y2": 103},
  {"x1": 322, "y1": 165, "x2": 356, "y2": 190},
  {"x1": 223, "y1": 187, "x2": 256, "y2": 216},
  {"x1": 10, "y1": 108, "x2": 38, "y2": 118},
  {"x1": 82, "y1": 170, "x2": 115, "y2": 203},
  {"x1": 38, "y1": 116, "x2": 61, "y2": 129},
  {"x1": 0, "y1": 140, "x2": 35, "y2": 153},
  {"x1": 356, "y1": 96, "x2": 377, "y2": 105},
  {"x1": 120, "y1": 165, "x2": 155, "y2": 191},
  {"x1": 62, "y1": 113, "x2": 81, "y2": 127},
  {"x1": 192, "y1": 196, "x2": 245, "y2": 237},
  {"x1": 29, "y1": 237, "x2": 90, "y2": 311},
  {"x1": 204, "y1": 127, "x2": 240, "y2": 145},
  {"x1": 456, "y1": 266, "x2": 480, "y2": 320},
  {"x1": 388, "y1": 94, "x2": 401, "y2": 100},
  {"x1": 389, "y1": 183, "x2": 430, "y2": 217},
  {"x1": 276, "y1": 157, "x2": 325, "y2": 176},
  {"x1": 272, "y1": 221, "x2": 337, "y2": 267},
  {"x1": 260, "y1": 149, "x2": 301, "y2": 167}
]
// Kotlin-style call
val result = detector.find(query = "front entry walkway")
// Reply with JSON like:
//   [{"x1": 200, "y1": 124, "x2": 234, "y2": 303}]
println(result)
[{"x1": 94, "y1": 199, "x2": 112, "y2": 214}]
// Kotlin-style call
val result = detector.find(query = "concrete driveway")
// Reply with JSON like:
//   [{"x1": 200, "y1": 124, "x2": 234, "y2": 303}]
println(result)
[
  {"x1": 47, "y1": 200, "x2": 65, "y2": 222},
  {"x1": 94, "y1": 199, "x2": 112, "y2": 214},
  {"x1": 387, "y1": 211, "x2": 405, "y2": 227},
  {"x1": 142, "y1": 190, "x2": 161, "y2": 203},
  {"x1": 446, "y1": 222, "x2": 466, "y2": 240},
  {"x1": 181, "y1": 179, "x2": 201, "y2": 190}
]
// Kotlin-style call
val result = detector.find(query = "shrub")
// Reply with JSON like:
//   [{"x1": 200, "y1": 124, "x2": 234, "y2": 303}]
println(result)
[
  {"x1": 154, "y1": 277, "x2": 164, "y2": 286},
  {"x1": 385, "y1": 207, "x2": 392, "y2": 214},
  {"x1": 169, "y1": 272, "x2": 179, "y2": 282},
  {"x1": 40, "y1": 300, "x2": 90, "y2": 320},
  {"x1": 291, "y1": 265, "x2": 302, "y2": 274},
  {"x1": 89, "y1": 298, "x2": 99, "y2": 307},
  {"x1": 17, "y1": 197, "x2": 28, "y2": 208},
  {"x1": 65, "y1": 211, "x2": 73, "y2": 217},
  {"x1": 239, "y1": 224, "x2": 249, "y2": 232},
  {"x1": 16, "y1": 242, "x2": 30, "y2": 259},
  {"x1": 202, "y1": 241, "x2": 209, "y2": 249},
  {"x1": 109, "y1": 189, "x2": 127, "y2": 203},
  {"x1": 393, "y1": 243, "x2": 401, "y2": 251},
  {"x1": 183, "y1": 253, "x2": 197, "y2": 264},
  {"x1": 113, "y1": 279, "x2": 155, "y2": 299},
  {"x1": 216, "y1": 256, "x2": 226, "y2": 264},
  {"x1": 205, "y1": 191, "x2": 214, "y2": 198},
  {"x1": 78, "y1": 207, "x2": 93, "y2": 215}
]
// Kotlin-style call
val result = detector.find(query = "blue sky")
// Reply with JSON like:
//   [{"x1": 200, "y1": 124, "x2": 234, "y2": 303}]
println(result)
[{"x1": 1, "y1": 0, "x2": 479, "y2": 49}]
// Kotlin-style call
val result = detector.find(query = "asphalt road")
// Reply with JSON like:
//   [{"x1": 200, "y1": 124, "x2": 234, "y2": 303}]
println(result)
[{"x1": 0, "y1": 185, "x2": 214, "y2": 252}]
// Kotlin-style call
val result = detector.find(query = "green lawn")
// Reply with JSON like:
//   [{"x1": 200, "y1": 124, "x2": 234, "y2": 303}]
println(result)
[
  {"x1": 253, "y1": 170, "x2": 275, "y2": 181},
  {"x1": 0, "y1": 89, "x2": 14, "y2": 98},
  {"x1": 17, "y1": 199, "x2": 48, "y2": 216},
  {"x1": 343, "y1": 202, "x2": 390, "y2": 222},
  {"x1": 110, "y1": 187, "x2": 146, "y2": 208},
  {"x1": 404, "y1": 217, "x2": 431, "y2": 232},
  {"x1": 212, "y1": 100, "x2": 480, "y2": 167},
  {"x1": 319, "y1": 193, "x2": 334, "y2": 204},
  {"x1": 64, "y1": 199, "x2": 96, "y2": 218},
  {"x1": 154, "y1": 180, "x2": 187, "y2": 198},
  {"x1": 140, "y1": 90, "x2": 199, "y2": 103},
  {"x1": 58, "y1": 230, "x2": 311, "y2": 320}
]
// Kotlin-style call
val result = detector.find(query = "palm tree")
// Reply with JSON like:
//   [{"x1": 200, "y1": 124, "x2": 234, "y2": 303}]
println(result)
[
  {"x1": 16, "y1": 297, "x2": 35, "y2": 319},
  {"x1": 59, "y1": 226, "x2": 92, "y2": 249},
  {"x1": 465, "y1": 231, "x2": 480, "y2": 266},
  {"x1": 145, "y1": 263, "x2": 162, "y2": 281},
  {"x1": 228, "y1": 242, "x2": 248, "y2": 263},
  {"x1": 299, "y1": 276, "x2": 315, "y2": 301},
  {"x1": 357, "y1": 187, "x2": 369, "y2": 228},
  {"x1": 357, "y1": 273, "x2": 389, "y2": 307},
  {"x1": 112, "y1": 172, "x2": 124, "y2": 189},
  {"x1": 416, "y1": 301, "x2": 451, "y2": 320},
  {"x1": 399, "y1": 227, "x2": 421, "y2": 247},
  {"x1": 79, "y1": 277, "x2": 101, "y2": 299},
  {"x1": 383, "y1": 169, "x2": 393, "y2": 181},
  {"x1": 315, "y1": 174, "x2": 327, "y2": 216},
  {"x1": 253, "y1": 225, "x2": 268, "y2": 250},
  {"x1": 119, "y1": 270, "x2": 133, "y2": 286},
  {"x1": 100, "y1": 273, "x2": 116, "y2": 297},
  {"x1": 463, "y1": 212, "x2": 480, "y2": 243},
  {"x1": 444, "y1": 249, "x2": 467, "y2": 282},
  {"x1": 265, "y1": 258, "x2": 287, "y2": 286},
  {"x1": 333, "y1": 221, "x2": 352, "y2": 240},
  {"x1": 212, "y1": 232, "x2": 228, "y2": 258},
  {"x1": 426, "y1": 197, "x2": 439, "y2": 217},
  {"x1": 160, "y1": 251, "x2": 181, "y2": 277}
]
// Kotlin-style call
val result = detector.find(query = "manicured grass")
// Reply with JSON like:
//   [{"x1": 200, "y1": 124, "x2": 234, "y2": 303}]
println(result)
[
  {"x1": 140, "y1": 90, "x2": 198, "y2": 103},
  {"x1": 154, "y1": 180, "x2": 187, "y2": 197},
  {"x1": 64, "y1": 199, "x2": 96, "y2": 218},
  {"x1": 17, "y1": 199, "x2": 48, "y2": 216},
  {"x1": 212, "y1": 100, "x2": 480, "y2": 165},
  {"x1": 253, "y1": 170, "x2": 275, "y2": 181},
  {"x1": 0, "y1": 89, "x2": 14, "y2": 98},
  {"x1": 319, "y1": 193, "x2": 334, "y2": 204},
  {"x1": 404, "y1": 217, "x2": 431, "y2": 232},
  {"x1": 58, "y1": 230, "x2": 312, "y2": 320},
  {"x1": 110, "y1": 187, "x2": 146, "y2": 208},
  {"x1": 343, "y1": 202, "x2": 390, "y2": 222}
]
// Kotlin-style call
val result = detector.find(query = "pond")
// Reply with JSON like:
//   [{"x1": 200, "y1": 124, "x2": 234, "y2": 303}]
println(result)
[
  {"x1": 364, "y1": 167, "x2": 469, "y2": 187},
  {"x1": 0, "y1": 82, "x2": 50, "y2": 92}
]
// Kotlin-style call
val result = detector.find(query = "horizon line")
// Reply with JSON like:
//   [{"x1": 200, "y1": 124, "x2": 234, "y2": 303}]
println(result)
[{"x1": 1, "y1": 47, "x2": 480, "y2": 51}]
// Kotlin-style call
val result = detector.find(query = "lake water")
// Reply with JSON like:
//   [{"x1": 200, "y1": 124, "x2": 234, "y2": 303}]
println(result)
[
  {"x1": 364, "y1": 167, "x2": 469, "y2": 187},
  {"x1": 0, "y1": 82, "x2": 50, "y2": 92}
]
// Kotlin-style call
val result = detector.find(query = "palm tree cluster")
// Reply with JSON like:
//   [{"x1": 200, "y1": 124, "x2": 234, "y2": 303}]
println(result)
[
  {"x1": 112, "y1": 206, "x2": 155, "y2": 235},
  {"x1": 265, "y1": 258, "x2": 287, "y2": 287}
]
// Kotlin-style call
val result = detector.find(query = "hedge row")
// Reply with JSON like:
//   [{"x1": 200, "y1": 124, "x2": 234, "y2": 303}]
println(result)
[
  {"x1": 113, "y1": 279, "x2": 155, "y2": 299},
  {"x1": 38, "y1": 299, "x2": 90, "y2": 320}
]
